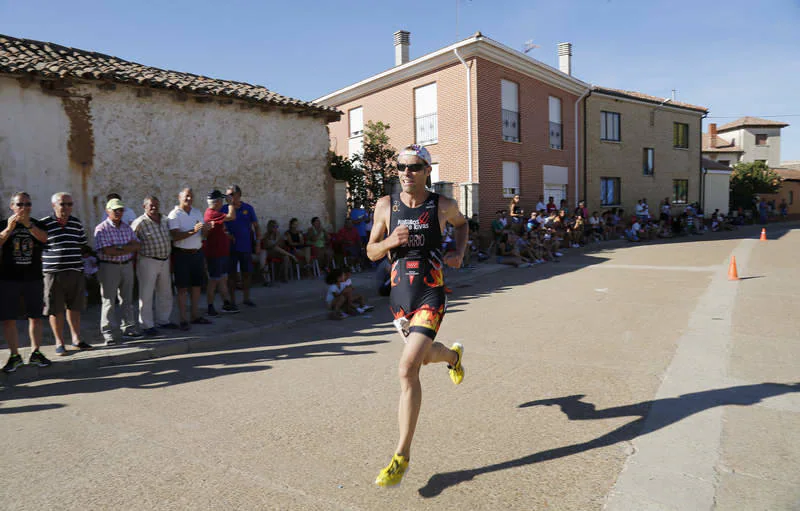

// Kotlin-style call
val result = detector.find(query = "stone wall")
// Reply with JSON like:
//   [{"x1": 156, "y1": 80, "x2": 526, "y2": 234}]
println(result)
[{"x1": 0, "y1": 76, "x2": 333, "y2": 236}]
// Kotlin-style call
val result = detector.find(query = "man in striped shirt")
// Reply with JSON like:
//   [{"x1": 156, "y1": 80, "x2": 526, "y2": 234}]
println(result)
[{"x1": 41, "y1": 192, "x2": 94, "y2": 355}]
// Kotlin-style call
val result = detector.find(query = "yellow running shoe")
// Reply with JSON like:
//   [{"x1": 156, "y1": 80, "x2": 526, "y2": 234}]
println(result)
[
  {"x1": 448, "y1": 343, "x2": 465, "y2": 385},
  {"x1": 375, "y1": 453, "x2": 409, "y2": 487}
]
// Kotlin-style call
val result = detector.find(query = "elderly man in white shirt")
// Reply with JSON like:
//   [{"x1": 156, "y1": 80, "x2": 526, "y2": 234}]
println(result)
[{"x1": 167, "y1": 188, "x2": 210, "y2": 331}]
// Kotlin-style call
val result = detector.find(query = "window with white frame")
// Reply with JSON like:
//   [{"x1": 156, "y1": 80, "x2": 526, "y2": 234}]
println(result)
[
  {"x1": 601, "y1": 111, "x2": 621, "y2": 141},
  {"x1": 414, "y1": 83, "x2": 438, "y2": 145},
  {"x1": 501, "y1": 79, "x2": 520, "y2": 142},
  {"x1": 502, "y1": 161, "x2": 520, "y2": 197},
  {"x1": 429, "y1": 163, "x2": 440, "y2": 185},
  {"x1": 549, "y1": 96, "x2": 562, "y2": 149},
  {"x1": 348, "y1": 107, "x2": 364, "y2": 158},
  {"x1": 349, "y1": 107, "x2": 363, "y2": 137}
]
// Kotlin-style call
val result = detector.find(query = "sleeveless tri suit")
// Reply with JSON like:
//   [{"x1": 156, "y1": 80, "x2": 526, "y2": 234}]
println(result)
[{"x1": 388, "y1": 192, "x2": 446, "y2": 339}]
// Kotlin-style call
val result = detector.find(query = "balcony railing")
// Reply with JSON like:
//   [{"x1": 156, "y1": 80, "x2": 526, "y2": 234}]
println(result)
[
  {"x1": 549, "y1": 122, "x2": 562, "y2": 149},
  {"x1": 502, "y1": 109, "x2": 520, "y2": 142},
  {"x1": 415, "y1": 112, "x2": 438, "y2": 145}
]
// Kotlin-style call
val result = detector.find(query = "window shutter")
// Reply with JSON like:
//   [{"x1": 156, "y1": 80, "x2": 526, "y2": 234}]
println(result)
[
  {"x1": 502, "y1": 161, "x2": 520, "y2": 197},
  {"x1": 501, "y1": 80, "x2": 519, "y2": 112},
  {"x1": 414, "y1": 83, "x2": 437, "y2": 117},
  {"x1": 349, "y1": 107, "x2": 363, "y2": 137}
]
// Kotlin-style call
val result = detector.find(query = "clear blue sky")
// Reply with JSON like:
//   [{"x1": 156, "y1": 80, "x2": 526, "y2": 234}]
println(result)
[{"x1": 3, "y1": 0, "x2": 799, "y2": 160}]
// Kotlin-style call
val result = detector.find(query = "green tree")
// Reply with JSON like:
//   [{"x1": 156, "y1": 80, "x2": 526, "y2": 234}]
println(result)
[
  {"x1": 351, "y1": 120, "x2": 398, "y2": 210},
  {"x1": 729, "y1": 161, "x2": 781, "y2": 210},
  {"x1": 328, "y1": 152, "x2": 365, "y2": 210}
]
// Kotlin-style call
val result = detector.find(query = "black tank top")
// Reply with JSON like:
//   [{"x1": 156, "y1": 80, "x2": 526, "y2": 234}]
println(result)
[{"x1": 389, "y1": 192, "x2": 442, "y2": 263}]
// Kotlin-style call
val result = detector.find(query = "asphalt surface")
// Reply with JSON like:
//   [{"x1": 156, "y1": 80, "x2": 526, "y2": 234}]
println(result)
[{"x1": 1, "y1": 224, "x2": 798, "y2": 510}]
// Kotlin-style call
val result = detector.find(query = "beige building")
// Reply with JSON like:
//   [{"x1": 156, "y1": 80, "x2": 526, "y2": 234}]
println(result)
[
  {"x1": 703, "y1": 117, "x2": 790, "y2": 168},
  {"x1": 584, "y1": 87, "x2": 708, "y2": 216},
  {"x1": 316, "y1": 31, "x2": 590, "y2": 232},
  {"x1": 0, "y1": 34, "x2": 340, "y2": 234}
]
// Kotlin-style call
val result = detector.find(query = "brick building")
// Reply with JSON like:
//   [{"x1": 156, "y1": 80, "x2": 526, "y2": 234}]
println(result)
[
  {"x1": 585, "y1": 87, "x2": 708, "y2": 216},
  {"x1": 316, "y1": 31, "x2": 590, "y2": 231}
]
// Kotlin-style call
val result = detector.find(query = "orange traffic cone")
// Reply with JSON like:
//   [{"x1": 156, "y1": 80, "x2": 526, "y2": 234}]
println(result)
[
  {"x1": 728, "y1": 256, "x2": 739, "y2": 281},
  {"x1": 760, "y1": 228, "x2": 767, "y2": 241}
]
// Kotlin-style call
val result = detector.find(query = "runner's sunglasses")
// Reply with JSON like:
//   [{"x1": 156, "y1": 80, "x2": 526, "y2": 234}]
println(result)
[{"x1": 397, "y1": 163, "x2": 427, "y2": 172}]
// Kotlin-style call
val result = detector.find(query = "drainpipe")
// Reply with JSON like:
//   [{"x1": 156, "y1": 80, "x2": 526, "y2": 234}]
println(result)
[
  {"x1": 454, "y1": 48, "x2": 473, "y2": 183},
  {"x1": 574, "y1": 88, "x2": 591, "y2": 205},
  {"x1": 700, "y1": 112, "x2": 708, "y2": 211}
]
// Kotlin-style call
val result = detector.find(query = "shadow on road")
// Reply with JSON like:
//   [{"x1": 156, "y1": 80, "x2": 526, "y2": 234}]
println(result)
[
  {"x1": 418, "y1": 382, "x2": 799, "y2": 498},
  {"x1": 1, "y1": 338, "x2": 389, "y2": 405}
]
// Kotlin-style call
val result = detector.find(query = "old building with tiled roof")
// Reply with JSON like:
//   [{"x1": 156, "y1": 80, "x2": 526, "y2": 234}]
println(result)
[
  {"x1": 702, "y1": 117, "x2": 790, "y2": 169},
  {"x1": 0, "y1": 34, "x2": 342, "y2": 233}
]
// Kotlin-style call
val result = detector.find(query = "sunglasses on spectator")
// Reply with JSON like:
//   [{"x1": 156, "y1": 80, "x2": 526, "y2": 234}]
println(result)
[
  {"x1": 59, "y1": 202, "x2": 74, "y2": 206},
  {"x1": 397, "y1": 163, "x2": 427, "y2": 172},
  {"x1": 112, "y1": 208, "x2": 124, "y2": 213},
  {"x1": 15, "y1": 202, "x2": 32, "y2": 207}
]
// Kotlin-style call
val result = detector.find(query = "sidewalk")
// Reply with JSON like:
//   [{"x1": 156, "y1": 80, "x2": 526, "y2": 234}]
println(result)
[{"x1": 2, "y1": 221, "x2": 793, "y2": 383}]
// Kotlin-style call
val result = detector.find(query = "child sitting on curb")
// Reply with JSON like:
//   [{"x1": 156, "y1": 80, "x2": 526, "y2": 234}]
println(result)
[
  {"x1": 325, "y1": 268, "x2": 354, "y2": 320},
  {"x1": 339, "y1": 267, "x2": 374, "y2": 314}
]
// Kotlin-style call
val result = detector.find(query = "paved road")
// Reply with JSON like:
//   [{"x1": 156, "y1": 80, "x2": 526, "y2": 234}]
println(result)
[{"x1": 2, "y1": 228, "x2": 798, "y2": 510}]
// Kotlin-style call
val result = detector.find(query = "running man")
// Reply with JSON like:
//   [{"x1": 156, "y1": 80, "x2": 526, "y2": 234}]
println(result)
[{"x1": 367, "y1": 144, "x2": 468, "y2": 487}]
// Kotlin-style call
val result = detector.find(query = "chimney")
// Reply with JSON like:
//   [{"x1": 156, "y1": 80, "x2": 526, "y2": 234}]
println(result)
[
  {"x1": 709, "y1": 123, "x2": 717, "y2": 148},
  {"x1": 394, "y1": 30, "x2": 410, "y2": 66},
  {"x1": 558, "y1": 42, "x2": 572, "y2": 75}
]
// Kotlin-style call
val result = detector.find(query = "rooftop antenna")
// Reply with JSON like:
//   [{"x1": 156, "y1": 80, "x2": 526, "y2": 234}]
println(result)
[
  {"x1": 523, "y1": 40, "x2": 540, "y2": 53},
  {"x1": 672, "y1": 89, "x2": 677, "y2": 101}
]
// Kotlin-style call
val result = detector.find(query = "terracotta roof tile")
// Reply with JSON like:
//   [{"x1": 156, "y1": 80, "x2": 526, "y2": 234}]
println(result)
[
  {"x1": 592, "y1": 86, "x2": 708, "y2": 113},
  {"x1": 717, "y1": 116, "x2": 789, "y2": 131},
  {"x1": 0, "y1": 34, "x2": 340, "y2": 119},
  {"x1": 702, "y1": 133, "x2": 744, "y2": 152},
  {"x1": 774, "y1": 168, "x2": 800, "y2": 181}
]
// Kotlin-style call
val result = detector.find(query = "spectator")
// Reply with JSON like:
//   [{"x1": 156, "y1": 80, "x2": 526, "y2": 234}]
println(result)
[
  {"x1": 168, "y1": 188, "x2": 210, "y2": 331},
  {"x1": 508, "y1": 194, "x2": 524, "y2": 227},
  {"x1": 223, "y1": 184, "x2": 260, "y2": 308},
  {"x1": 131, "y1": 196, "x2": 178, "y2": 336},
  {"x1": 41, "y1": 192, "x2": 93, "y2": 355},
  {"x1": 350, "y1": 202, "x2": 369, "y2": 245},
  {"x1": 588, "y1": 211, "x2": 603, "y2": 242},
  {"x1": 284, "y1": 217, "x2": 312, "y2": 274},
  {"x1": 535, "y1": 195, "x2": 546, "y2": 215},
  {"x1": 1, "y1": 192, "x2": 52, "y2": 373},
  {"x1": 260, "y1": 219, "x2": 297, "y2": 283},
  {"x1": 758, "y1": 197, "x2": 768, "y2": 225},
  {"x1": 660, "y1": 198, "x2": 671, "y2": 223},
  {"x1": 339, "y1": 267, "x2": 374, "y2": 314},
  {"x1": 105, "y1": 192, "x2": 137, "y2": 225},
  {"x1": 546, "y1": 196, "x2": 557, "y2": 214},
  {"x1": 307, "y1": 216, "x2": 333, "y2": 271},
  {"x1": 491, "y1": 209, "x2": 508, "y2": 242},
  {"x1": 575, "y1": 200, "x2": 589, "y2": 221},
  {"x1": 642, "y1": 198, "x2": 650, "y2": 219},
  {"x1": 625, "y1": 218, "x2": 642, "y2": 242},
  {"x1": 325, "y1": 268, "x2": 354, "y2": 320},
  {"x1": 779, "y1": 198, "x2": 788, "y2": 219},
  {"x1": 95, "y1": 197, "x2": 142, "y2": 345},
  {"x1": 467, "y1": 213, "x2": 480, "y2": 234},
  {"x1": 496, "y1": 232, "x2": 531, "y2": 267},
  {"x1": 81, "y1": 245, "x2": 100, "y2": 305},
  {"x1": 336, "y1": 217, "x2": 361, "y2": 268},
  {"x1": 204, "y1": 190, "x2": 238, "y2": 316}
]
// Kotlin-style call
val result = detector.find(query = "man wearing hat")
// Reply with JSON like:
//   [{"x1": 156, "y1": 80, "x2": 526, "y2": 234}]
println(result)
[
  {"x1": 94, "y1": 197, "x2": 141, "y2": 345},
  {"x1": 204, "y1": 190, "x2": 238, "y2": 316}
]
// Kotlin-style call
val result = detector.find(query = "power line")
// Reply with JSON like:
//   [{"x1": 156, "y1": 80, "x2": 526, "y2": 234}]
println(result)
[{"x1": 706, "y1": 114, "x2": 800, "y2": 119}]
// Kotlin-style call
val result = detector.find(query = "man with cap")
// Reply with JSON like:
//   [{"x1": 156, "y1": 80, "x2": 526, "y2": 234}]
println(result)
[
  {"x1": 367, "y1": 144, "x2": 468, "y2": 487},
  {"x1": 168, "y1": 187, "x2": 211, "y2": 331},
  {"x1": 131, "y1": 195, "x2": 177, "y2": 336},
  {"x1": 222, "y1": 184, "x2": 260, "y2": 307},
  {"x1": 204, "y1": 190, "x2": 238, "y2": 316},
  {"x1": 1, "y1": 191, "x2": 52, "y2": 373},
  {"x1": 94, "y1": 196, "x2": 141, "y2": 345}
]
